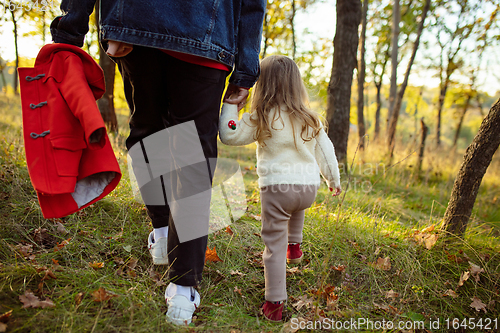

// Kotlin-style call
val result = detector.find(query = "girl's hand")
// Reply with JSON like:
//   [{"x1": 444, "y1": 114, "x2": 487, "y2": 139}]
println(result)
[
  {"x1": 223, "y1": 83, "x2": 249, "y2": 111},
  {"x1": 329, "y1": 186, "x2": 342, "y2": 197},
  {"x1": 106, "y1": 41, "x2": 133, "y2": 57}
]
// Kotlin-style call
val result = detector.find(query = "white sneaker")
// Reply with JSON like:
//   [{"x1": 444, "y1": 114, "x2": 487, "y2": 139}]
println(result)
[
  {"x1": 148, "y1": 231, "x2": 168, "y2": 265},
  {"x1": 165, "y1": 283, "x2": 201, "y2": 325}
]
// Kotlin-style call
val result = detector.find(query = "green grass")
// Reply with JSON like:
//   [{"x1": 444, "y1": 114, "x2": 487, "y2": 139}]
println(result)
[{"x1": 1, "y1": 93, "x2": 499, "y2": 332}]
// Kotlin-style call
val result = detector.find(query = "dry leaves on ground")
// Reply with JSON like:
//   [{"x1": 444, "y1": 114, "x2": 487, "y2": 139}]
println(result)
[
  {"x1": 205, "y1": 246, "x2": 223, "y2": 263},
  {"x1": 385, "y1": 289, "x2": 399, "y2": 299},
  {"x1": 470, "y1": 296, "x2": 487, "y2": 312},
  {"x1": 91, "y1": 287, "x2": 118, "y2": 302},
  {"x1": 442, "y1": 289, "x2": 459, "y2": 298},
  {"x1": 413, "y1": 224, "x2": 439, "y2": 249},
  {"x1": 19, "y1": 291, "x2": 55, "y2": 308},
  {"x1": 368, "y1": 257, "x2": 391, "y2": 271},
  {"x1": 0, "y1": 310, "x2": 12, "y2": 332},
  {"x1": 457, "y1": 271, "x2": 470, "y2": 287},
  {"x1": 89, "y1": 261, "x2": 104, "y2": 269},
  {"x1": 469, "y1": 262, "x2": 484, "y2": 282}
]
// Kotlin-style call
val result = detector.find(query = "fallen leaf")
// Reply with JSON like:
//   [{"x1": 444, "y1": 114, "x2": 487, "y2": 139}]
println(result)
[
  {"x1": 75, "y1": 292, "x2": 84, "y2": 306},
  {"x1": 253, "y1": 232, "x2": 261, "y2": 238},
  {"x1": 127, "y1": 257, "x2": 138, "y2": 277},
  {"x1": 0, "y1": 310, "x2": 12, "y2": 323},
  {"x1": 53, "y1": 238, "x2": 71, "y2": 252},
  {"x1": 233, "y1": 286, "x2": 242, "y2": 296},
  {"x1": 205, "y1": 246, "x2": 223, "y2": 263},
  {"x1": 19, "y1": 291, "x2": 55, "y2": 308},
  {"x1": 292, "y1": 295, "x2": 314, "y2": 311},
  {"x1": 374, "y1": 247, "x2": 381, "y2": 256},
  {"x1": 33, "y1": 228, "x2": 50, "y2": 245},
  {"x1": 469, "y1": 262, "x2": 484, "y2": 282},
  {"x1": 225, "y1": 226, "x2": 234, "y2": 236},
  {"x1": 55, "y1": 222, "x2": 68, "y2": 234},
  {"x1": 369, "y1": 257, "x2": 391, "y2": 271},
  {"x1": 422, "y1": 224, "x2": 435, "y2": 233},
  {"x1": 414, "y1": 231, "x2": 438, "y2": 249},
  {"x1": 16, "y1": 244, "x2": 33, "y2": 258},
  {"x1": 89, "y1": 262, "x2": 104, "y2": 269},
  {"x1": 250, "y1": 214, "x2": 261, "y2": 221},
  {"x1": 373, "y1": 302, "x2": 390, "y2": 312},
  {"x1": 113, "y1": 257, "x2": 125, "y2": 265},
  {"x1": 286, "y1": 266, "x2": 301, "y2": 275},
  {"x1": 442, "y1": 289, "x2": 459, "y2": 298},
  {"x1": 148, "y1": 267, "x2": 166, "y2": 286},
  {"x1": 385, "y1": 289, "x2": 399, "y2": 298},
  {"x1": 230, "y1": 270, "x2": 245, "y2": 276},
  {"x1": 470, "y1": 296, "x2": 487, "y2": 312},
  {"x1": 326, "y1": 292, "x2": 339, "y2": 311},
  {"x1": 331, "y1": 265, "x2": 345, "y2": 272},
  {"x1": 91, "y1": 287, "x2": 118, "y2": 302},
  {"x1": 457, "y1": 271, "x2": 470, "y2": 287}
]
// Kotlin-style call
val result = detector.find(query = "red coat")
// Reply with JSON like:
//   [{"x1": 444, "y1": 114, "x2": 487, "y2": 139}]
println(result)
[{"x1": 18, "y1": 43, "x2": 121, "y2": 218}]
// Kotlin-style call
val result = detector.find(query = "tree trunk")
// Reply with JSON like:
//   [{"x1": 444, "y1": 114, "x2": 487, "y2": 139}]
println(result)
[
  {"x1": 452, "y1": 93, "x2": 472, "y2": 148},
  {"x1": 262, "y1": 1, "x2": 270, "y2": 58},
  {"x1": 357, "y1": 0, "x2": 368, "y2": 149},
  {"x1": 416, "y1": 117, "x2": 428, "y2": 174},
  {"x1": 95, "y1": 0, "x2": 118, "y2": 132},
  {"x1": 11, "y1": 9, "x2": 19, "y2": 95},
  {"x1": 374, "y1": 81, "x2": 382, "y2": 140},
  {"x1": 435, "y1": 83, "x2": 447, "y2": 147},
  {"x1": 290, "y1": 0, "x2": 297, "y2": 60},
  {"x1": 386, "y1": 0, "x2": 430, "y2": 154},
  {"x1": 373, "y1": 50, "x2": 389, "y2": 141},
  {"x1": 442, "y1": 99, "x2": 500, "y2": 237},
  {"x1": 386, "y1": 0, "x2": 400, "y2": 131},
  {"x1": 326, "y1": 0, "x2": 362, "y2": 165}
]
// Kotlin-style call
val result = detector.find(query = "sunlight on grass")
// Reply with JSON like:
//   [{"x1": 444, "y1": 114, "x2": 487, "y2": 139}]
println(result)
[{"x1": 1, "y1": 94, "x2": 499, "y2": 332}]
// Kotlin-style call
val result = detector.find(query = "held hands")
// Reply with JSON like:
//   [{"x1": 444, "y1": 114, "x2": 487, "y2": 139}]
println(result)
[
  {"x1": 329, "y1": 186, "x2": 342, "y2": 197},
  {"x1": 106, "y1": 40, "x2": 133, "y2": 57},
  {"x1": 223, "y1": 83, "x2": 249, "y2": 111}
]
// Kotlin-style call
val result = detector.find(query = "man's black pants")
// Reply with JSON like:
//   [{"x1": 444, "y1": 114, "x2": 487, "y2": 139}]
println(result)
[{"x1": 116, "y1": 46, "x2": 227, "y2": 286}]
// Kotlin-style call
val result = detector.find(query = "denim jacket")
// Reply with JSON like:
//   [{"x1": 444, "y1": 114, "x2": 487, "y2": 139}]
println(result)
[{"x1": 50, "y1": 0, "x2": 265, "y2": 88}]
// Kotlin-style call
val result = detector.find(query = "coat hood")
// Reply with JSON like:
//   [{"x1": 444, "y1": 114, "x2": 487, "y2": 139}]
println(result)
[{"x1": 35, "y1": 43, "x2": 105, "y2": 100}]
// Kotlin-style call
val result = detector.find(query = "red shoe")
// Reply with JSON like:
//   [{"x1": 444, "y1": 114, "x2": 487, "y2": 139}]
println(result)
[
  {"x1": 287, "y1": 243, "x2": 303, "y2": 264},
  {"x1": 261, "y1": 301, "x2": 284, "y2": 322}
]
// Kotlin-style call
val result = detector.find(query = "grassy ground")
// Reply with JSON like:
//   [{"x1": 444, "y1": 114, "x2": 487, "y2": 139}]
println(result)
[{"x1": 0, "y1": 93, "x2": 499, "y2": 332}]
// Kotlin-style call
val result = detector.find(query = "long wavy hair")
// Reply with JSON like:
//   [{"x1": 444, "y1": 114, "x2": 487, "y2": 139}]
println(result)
[{"x1": 249, "y1": 55, "x2": 322, "y2": 146}]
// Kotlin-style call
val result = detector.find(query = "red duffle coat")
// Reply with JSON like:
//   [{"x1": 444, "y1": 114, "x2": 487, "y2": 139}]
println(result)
[{"x1": 18, "y1": 43, "x2": 121, "y2": 218}]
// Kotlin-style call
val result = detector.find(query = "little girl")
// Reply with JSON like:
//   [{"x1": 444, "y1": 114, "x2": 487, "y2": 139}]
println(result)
[{"x1": 219, "y1": 55, "x2": 342, "y2": 321}]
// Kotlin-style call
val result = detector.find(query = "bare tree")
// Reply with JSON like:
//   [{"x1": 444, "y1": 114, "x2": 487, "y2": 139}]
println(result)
[
  {"x1": 386, "y1": 0, "x2": 400, "y2": 131},
  {"x1": 326, "y1": 0, "x2": 362, "y2": 164},
  {"x1": 357, "y1": 0, "x2": 368, "y2": 149},
  {"x1": 386, "y1": 0, "x2": 431, "y2": 154},
  {"x1": 94, "y1": 0, "x2": 118, "y2": 131},
  {"x1": 433, "y1": 0, "x2": 478, "y2": 147},
  {"x1": 442, "y1": 99, "x2": 500, "y2": 237}
]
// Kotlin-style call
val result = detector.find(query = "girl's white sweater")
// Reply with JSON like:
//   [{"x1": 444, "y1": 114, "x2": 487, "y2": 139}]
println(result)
[{"x1": 219, "y1": 104, "x2": 341, "y2": 189}]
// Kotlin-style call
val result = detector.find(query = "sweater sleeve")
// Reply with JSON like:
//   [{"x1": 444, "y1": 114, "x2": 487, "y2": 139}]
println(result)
[
  {"x1": 314, "y1": 129, "x2": 341, "y2": 188},
  {"x1": 219, "y1": 103, "x2": 257, "y2": 146}
]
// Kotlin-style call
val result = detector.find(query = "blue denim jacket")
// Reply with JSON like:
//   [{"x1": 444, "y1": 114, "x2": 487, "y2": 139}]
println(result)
[{"x1": 50, "y1": 0, "x2": 265, "y2": 88}]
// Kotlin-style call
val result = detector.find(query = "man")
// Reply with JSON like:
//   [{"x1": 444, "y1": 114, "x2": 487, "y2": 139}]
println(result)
[{"x1": 50, "y1": 0, "x2": 265, "y2": 325}]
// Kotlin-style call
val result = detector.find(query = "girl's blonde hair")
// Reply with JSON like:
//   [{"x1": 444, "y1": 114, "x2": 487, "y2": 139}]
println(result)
[{"x1": 250, "y1": 55, "x2": 322, "y2": 145}]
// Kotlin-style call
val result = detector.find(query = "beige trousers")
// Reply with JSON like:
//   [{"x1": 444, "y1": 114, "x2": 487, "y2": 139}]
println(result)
[{"x1": 260, "y1": 184, "x2": 318, "y2": 302}]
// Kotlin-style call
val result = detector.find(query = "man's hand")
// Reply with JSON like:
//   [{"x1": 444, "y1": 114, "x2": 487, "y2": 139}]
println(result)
[
  {"x1": 223, "y1": 83, "x2": 249, "y2": 111},
  {"x1": 329, "y1": 186, "x2": 342, "y2": 197},
  {"x1": 106, "y1": 41, "x2": 133, "y2": 57}
]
